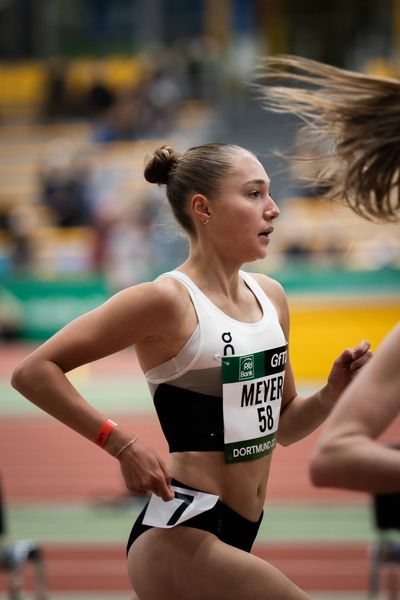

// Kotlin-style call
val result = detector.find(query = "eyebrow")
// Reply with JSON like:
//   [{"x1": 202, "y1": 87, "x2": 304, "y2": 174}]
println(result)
[{"x1": 244, "y1": 179, "x2": 270, "y2": 187}]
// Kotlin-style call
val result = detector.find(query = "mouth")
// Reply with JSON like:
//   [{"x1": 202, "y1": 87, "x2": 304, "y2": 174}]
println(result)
[{"x1": 258, "y1": 227, "x2": 273, "y2": 239}]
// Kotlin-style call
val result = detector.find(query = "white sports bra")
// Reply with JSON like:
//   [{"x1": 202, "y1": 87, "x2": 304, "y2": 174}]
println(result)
[
  {"x1": 145, "y1": 270, "x2": 288, "y2": 454},
  {"x1": 145, "y1": 269, "x2": 287, "y2": 396}
]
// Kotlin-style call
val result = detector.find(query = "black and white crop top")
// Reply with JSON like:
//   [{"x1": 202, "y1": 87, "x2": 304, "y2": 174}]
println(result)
[{"x1": 145, "y1": 270, "x2": 287, "y2": 453}]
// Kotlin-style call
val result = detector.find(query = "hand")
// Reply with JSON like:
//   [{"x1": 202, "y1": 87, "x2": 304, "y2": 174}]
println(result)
[
  {"x1": 117, "y1": 439, "x2": 174, "y2": 502},
  {"x1": 324, "y1": 340, "x2": 373, "y2": 407}
]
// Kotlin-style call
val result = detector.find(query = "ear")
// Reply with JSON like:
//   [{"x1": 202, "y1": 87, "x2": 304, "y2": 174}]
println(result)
[{"x1": 191, "y1": 193, "x2": 210, "y2": 224}]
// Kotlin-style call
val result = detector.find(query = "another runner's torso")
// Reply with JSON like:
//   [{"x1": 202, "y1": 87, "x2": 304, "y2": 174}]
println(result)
[{"x1": 142, "y1": 270, "x2": 287, "y2": 521}]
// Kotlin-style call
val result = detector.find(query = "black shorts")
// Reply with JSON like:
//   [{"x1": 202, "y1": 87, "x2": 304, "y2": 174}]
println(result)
[{"x1": 126, "y1": 478, "x2": 263, "y2": 555}]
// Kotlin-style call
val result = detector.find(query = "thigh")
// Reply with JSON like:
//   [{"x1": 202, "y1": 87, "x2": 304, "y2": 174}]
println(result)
[{"x1": 127, "y1": 526, "x2": 310, "y2": 600}]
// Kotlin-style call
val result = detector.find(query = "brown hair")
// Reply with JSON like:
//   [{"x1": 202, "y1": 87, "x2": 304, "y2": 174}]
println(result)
[
  {"x1": 144, "y1": 143, "x2": 248, "y2": 234},
  {"x1": 257, "y1": 55, "x2": 400, "y2": 222}
]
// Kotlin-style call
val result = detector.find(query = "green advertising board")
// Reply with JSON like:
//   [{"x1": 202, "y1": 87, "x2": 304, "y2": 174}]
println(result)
[
  {"x1": 1, "y1": 277, "x2": 109, "y2": 341},
  {"x1": 1, "y1": 267, "x2": 399, "y2": 342}
]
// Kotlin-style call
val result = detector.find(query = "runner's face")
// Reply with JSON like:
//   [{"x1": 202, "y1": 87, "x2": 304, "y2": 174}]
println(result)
[{"x1": 210, "y1": 150, "x2": 280, "y2": 262}]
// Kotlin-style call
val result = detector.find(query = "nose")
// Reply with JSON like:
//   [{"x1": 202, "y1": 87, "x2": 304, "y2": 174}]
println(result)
[{"x1": 264, "y1": 195, "x2": 280, "y2": 219}]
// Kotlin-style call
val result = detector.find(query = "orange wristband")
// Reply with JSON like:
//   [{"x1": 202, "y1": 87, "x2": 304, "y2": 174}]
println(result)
[{"x1": 95, "y1": 419, "x2": 117, "y2": 447}]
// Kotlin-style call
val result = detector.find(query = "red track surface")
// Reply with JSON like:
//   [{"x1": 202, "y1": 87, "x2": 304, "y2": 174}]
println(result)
[
  {"x1": 0, "y1": 542, "x2": 372, "y2": 594},
  {"x1": 1, "y1": 344, "x2": 398, "y2": 595}
]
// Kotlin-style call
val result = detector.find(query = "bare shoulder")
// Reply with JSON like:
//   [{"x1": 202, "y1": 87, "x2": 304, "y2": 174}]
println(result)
[
  {"x1": 247, "y1": 272, "x2": 288, "y2": 312},
  {"x1": 248, "y1": 272, "x2": 285, "y2": 294},
  {"x1": 107, "y1": 276, "x2": 192, "y2": 336},
  {"x1": 144, "y1": 276, "x2": 192, "y2": 321},
  {"x1": 118, "y1": 276, "x2": 188, "y2": 308},
  {"x1": 52, "y1": 277, "x2": 192, "y2": 353},
  {"x1": 11, "y1": 276, "x2": 195, "y2": 375}
]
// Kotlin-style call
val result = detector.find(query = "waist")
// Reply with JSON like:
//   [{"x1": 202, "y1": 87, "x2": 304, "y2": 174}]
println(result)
[{"x1": 170, "y1": 450, "x2": 272, "y2": 521}]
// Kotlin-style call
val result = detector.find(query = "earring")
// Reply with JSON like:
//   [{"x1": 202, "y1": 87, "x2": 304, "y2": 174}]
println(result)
[{"x1": 203, "y1": 217, "x2": 210, "y2": 225}]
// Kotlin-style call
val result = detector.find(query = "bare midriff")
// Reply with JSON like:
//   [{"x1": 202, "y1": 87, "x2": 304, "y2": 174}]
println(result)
[{"x1": 170, "y1": 451, "x2": 273, "y2": 522}]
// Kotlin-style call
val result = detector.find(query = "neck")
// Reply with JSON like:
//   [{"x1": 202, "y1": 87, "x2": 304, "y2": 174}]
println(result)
[{"x1": 179, "y1": 245, "x2": 244, "y2": 298}]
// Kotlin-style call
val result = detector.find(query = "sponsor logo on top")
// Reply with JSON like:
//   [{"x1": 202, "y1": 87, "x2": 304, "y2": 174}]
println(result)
[{"x1": 239, "y1": 354, "x2": 254, "y2": 381}]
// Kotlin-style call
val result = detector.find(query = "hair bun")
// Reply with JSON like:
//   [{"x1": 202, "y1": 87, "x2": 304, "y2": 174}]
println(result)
[{"x1": 144, "y1": 145, "x2": 179, "y2": 184}]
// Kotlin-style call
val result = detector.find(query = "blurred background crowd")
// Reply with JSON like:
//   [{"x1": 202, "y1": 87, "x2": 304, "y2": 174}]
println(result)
[{"x1": 0, "y1": 0, "x2": 399, "y2": 342}]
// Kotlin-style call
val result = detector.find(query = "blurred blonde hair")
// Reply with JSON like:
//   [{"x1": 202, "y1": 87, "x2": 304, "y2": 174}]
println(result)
[{"x1": 257, "y1": 55, "x2": 400, "y2": 222}]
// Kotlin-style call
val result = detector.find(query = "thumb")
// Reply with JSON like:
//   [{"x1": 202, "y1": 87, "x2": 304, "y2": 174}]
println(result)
[{"x1": 158, "y1": 461, "x2": 174, "y2": 501}]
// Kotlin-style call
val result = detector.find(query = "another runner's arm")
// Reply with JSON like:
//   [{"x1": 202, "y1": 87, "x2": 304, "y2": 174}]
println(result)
[
  {"x1": 10, "y1": 281, "x2": 178, "y2": 500},
  {"x1": 309, "y1": 324, "x2": 400, "y2": 492}
]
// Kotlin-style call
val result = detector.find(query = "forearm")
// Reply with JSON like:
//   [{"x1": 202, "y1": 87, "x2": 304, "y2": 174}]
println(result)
[
  {"x1": 277, "y1": 386, "x2": 332, "y2": 446},
  {"x1": 12, "y1": 356, "x2": 173, "y2": 500},
  {"x1": 310, "y1": 435, "x2": 400, "y2": 492},
  {"x1": 11, "y1": 358, "x2": 133, "y2": 456},
  {"x1": 278, "y1": 337, "x2": 373, "y2": 446}
]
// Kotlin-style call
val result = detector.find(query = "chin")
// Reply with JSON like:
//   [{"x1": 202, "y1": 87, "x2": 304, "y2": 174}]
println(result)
[
  {"x1": 245, "y1": 251, "x2": 268, "y2": 264},
  {"x1": 255, "y1": 247, "x2": 269, "y2": 260},
  {"x1": 237, "y1": 242, "x2": 269, "y2": 264}
]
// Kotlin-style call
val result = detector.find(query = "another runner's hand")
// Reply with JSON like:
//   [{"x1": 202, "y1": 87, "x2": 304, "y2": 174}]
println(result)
[
  {"x1": 324, "y1": 340, "x2": 372, "y2": 407},
  {"x1": 117, "y1": 439, "x2": 174, "y2": 502}
]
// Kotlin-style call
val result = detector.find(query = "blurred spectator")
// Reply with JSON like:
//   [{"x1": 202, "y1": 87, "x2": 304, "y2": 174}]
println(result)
[
  {"x1": 43, "y1": 58, "x2": 70, "y2": 121},
  {"x1": 86, "y1": 77, "x2": 116, "y2": 119},
  {"x1": 39, "y1": 140, "x2": 93, "y2": 228},
  {"x1": 144, "y1": 67, "x2": 182, "y2": 135},
  {"x1": 104, "y1": 206, "x2": 154, "y2": 291},
  {"x1": 183, "y1": 36, "x2": 206, "y2": 99},
  {"x1": 92, "y1": 87, "x2": 147, "y2": 143},
  {"x1": 176, "y1": 35, "x2": 225, "y2": 102},
  {"x1": 90, "y1": 65, "x2": 183, "y2": 142}
]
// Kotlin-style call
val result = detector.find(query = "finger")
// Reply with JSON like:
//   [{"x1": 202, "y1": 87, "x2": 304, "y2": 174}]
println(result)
[
  {"x1": 157, "y1": 478, "x2": 175, "y2": 502},
  {"x1": 139, "y1": 468, "x2": 173, "y2": 502},
  {"x1": 351, "y1": 340, "x2": 371, "y2": 359},
  {"x1": 334, "y1": 348, "x2": 353, "y2": 366},
  {"x1": 154, "y1": 473, "x2": 174, "y2": 502},
  {"x1": 148, "y1": 480, "x2": 172, "y2": 501},
  {"x1": 157, "y1": 459, "x2": 174, "y2": 500},
  {"x1": 350, "y1": 349, "x2": 373, "y2": 371},
  {"x1": 159, "y1": 458, "x2": 172, "y2": 485}
]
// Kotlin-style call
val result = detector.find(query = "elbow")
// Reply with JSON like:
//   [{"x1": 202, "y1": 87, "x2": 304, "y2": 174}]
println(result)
[
  {"x1": 11, "y1": 360, "x2": 30, "y2": 392},
  {"x1": 277, "y1": 434, "x2": 295, "y2": 447},
  {"x1": 309, "y1": 439, "x2": 348, "y2": 489},
  {"x1": 11, "y1": 357, "x2": 42, "y2": 394},
  {"x1": 310, "y1": 433, "x2": 373, "y2": 492},
  {"x1": 277, "y1": 419, "x2": 300, "y2": 447},
  {"x1": 309, "y1": 451, "x2": 333, "y2": 488}
]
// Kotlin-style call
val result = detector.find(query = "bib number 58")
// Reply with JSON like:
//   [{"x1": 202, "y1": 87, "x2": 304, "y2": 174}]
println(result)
[{"x1": 257, "y1": 405, "x2": 274, "y2": 433}]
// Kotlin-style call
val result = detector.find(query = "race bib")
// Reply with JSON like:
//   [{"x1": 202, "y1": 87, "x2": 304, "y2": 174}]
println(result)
[
  {"x1": 222, "y1": 344, "x2": 287, "y2": 464},
  {"x1": 142, "y1": 485, "x2": 219, "y2": 528}
]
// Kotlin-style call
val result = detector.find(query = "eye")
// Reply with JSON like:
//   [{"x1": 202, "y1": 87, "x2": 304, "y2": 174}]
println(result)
[{"x1": 249, "y1": 190, "x2": 261, "y2": 199}]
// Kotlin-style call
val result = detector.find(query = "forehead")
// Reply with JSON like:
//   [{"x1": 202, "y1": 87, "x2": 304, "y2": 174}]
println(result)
[{"x1": 228, "y1": 149, "x2": 268, "y2": 183}]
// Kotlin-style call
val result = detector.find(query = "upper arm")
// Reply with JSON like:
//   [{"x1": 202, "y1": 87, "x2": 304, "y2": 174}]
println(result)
[
  {"x1": 321, "y1": 324, "x2": 400, "y2": 441},
  {"x1": 19, "y1": 279, "x2": 184, "y2": 374}
]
